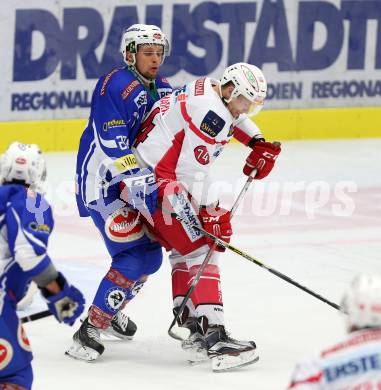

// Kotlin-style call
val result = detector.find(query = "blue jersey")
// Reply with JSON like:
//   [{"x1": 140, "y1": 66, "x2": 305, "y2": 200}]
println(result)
[
  {"x1": 0, "y1": 184, "x2": 54, "y2": 385},
  {"x1": 0, "y1": 184, "x2": 54, "y2": 306},
  {"x1": 75, "y1": 66, "x2": 172, "y2": 216}
]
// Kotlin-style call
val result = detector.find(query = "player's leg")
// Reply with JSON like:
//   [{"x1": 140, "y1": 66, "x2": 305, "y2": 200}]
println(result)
[
  {"x1": 67, "y1": 242, "x2": 162, "y2": 361},
  {"x1": 102, "y1": 240, "x2": 162, "y2": 340},
  {"x1": 0, "y1": 299, "x2": 34, "y2": 390},
  {"x1": 0, "y1": 365, "x2": 33, "y2": 390},
  {"x1": 67, "y1": 186, "x2": 163, "y2": 361},
  {"x1": 148, "y1": 181, "x2": 258, "y2": 369}
]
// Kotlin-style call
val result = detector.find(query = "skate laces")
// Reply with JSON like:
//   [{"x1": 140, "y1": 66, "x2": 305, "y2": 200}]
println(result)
[
  {"x1": 87, "y1": 323, "x2": 101, "y2": 343},
  {"x1": 114, "y1": 311, "x2": 129, "y2": 330}
]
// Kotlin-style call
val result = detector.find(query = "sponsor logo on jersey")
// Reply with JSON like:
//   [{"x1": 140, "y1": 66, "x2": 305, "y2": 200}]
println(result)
[
  {"x1": 168, "y1": 192, "x2": 202, "y2": 243},
  {"x1": 121, "y1": 79, "x2": 140, "y2": 100},
  {"x1": 102, "y1": 119, "x2": 126, "y2": 131},
  {"x1": 105, "y1": 287, "x2": 126, "y2": 311},
  {"x1": 105, "y1": 207, "x2": 144, "y2": 243},
  {"x1": 134, "y1": 90, "x2": 147, "y2": 108},
  {"x1": 176, "y1": 93, "x2": 187, "y2": 102},
  {"x1": 174, "y1": 86, "x2": 187, "y2": 102},
  {"x1": 158, "y1": 88, "x2": 172, "y2": 98},
  {"x1": 227, "y1": 125, "x2": 234, "y2": 137},
  {"x1": 200, "y1": 110, "x2": 226, "y2": 138},
  {"x1": 0, "y1": 338, "x2": 13, "y2": 370},
  {"x1": 160, "y1": 95, "x2": 171, "y2": 115},
  {"x1": 28, "y1": 221, "x2": 51, "y2": 233},
  {"x1": 325, "y1": 353, "x2": 381, "y2": 383},
  {"x1": 17, "y1": 323, "x2": 32, "y2": 352},
  {"x1": 194, "y1": 145, "x2": 210, "y2": 165},
  {"x1": 194, "y1": 78, "x2": 206, "y2": 96},
  {"x1": 113, "y1": 154, "x2": 139, "y2": 172},
  {"x1": 213, "y1": 146, "x2": 223, "y2": 158},
  {"x1": 100, "y1": 68, "x2": 119, "y2": 96}
]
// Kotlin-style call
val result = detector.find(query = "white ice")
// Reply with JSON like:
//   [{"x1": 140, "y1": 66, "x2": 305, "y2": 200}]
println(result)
[{"x1": 19, "y1": 139, "x2": 381, "y2": 389}]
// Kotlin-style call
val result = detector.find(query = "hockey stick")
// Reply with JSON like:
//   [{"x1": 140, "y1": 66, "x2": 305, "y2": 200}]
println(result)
[
  {"x1": 168, "y1": 171, "x2": 257, "y2": 340},
  {"x1": 20, "y1": 309, "x2": 52, "y2": 324},
  {"x1": 166, "y1": 202, "x2": 341, "y2": 323}
]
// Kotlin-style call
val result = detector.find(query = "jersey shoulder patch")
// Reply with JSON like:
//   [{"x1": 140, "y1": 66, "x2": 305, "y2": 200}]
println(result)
[
  {"x1": 194, "y1": 78, "x2": 206, "y2": 96},
  {"x1": 200, "y1": 110, "x2": 226, "y2": 138}
]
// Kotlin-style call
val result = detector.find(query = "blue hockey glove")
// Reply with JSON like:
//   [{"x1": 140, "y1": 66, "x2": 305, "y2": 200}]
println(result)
[
  {"x1": 119, "y1": 167, "x2": 158, "y2": 215},
  {"x1": 40, "y1": 273, "x2": 85, "y2": 326}
]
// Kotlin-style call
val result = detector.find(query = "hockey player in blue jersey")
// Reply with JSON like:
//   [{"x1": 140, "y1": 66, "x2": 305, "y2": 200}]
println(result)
[
  {"x1": 67, "y1": 24, "x2": 172, "y2": 361},
  {"x1": 0, "y1": 142, "x2": 85, "y2": 390}
]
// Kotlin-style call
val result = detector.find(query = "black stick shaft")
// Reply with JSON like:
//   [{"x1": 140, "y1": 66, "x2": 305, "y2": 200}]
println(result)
[
  {"x1": 20, "y1": 309, "x2": 52, "y2": 324},
  {"x1": 170, "y1": 211, "x2": 341, "y2": 313},
  {"x1": 168, "y1": 173, "x2": 256, "y2": 339}
]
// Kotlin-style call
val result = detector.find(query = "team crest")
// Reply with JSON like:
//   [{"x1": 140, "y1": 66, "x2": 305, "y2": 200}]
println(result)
[
  {"x1": 105, "y1": 288, "x2": 126, "y2": 311},
  {"x1": 17, "y1": 323, "x2": 32, "y2": 352},
  {"x1": 0, "y1": 339, "x2": 13, "y2": 370}
]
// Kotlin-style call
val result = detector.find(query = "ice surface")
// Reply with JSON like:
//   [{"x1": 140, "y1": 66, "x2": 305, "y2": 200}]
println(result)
[{"x1": 18, "y1": 139, "x2": 381, "y2": 389}]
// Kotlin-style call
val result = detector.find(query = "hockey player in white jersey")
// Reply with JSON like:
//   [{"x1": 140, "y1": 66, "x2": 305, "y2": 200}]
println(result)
[
  {"x1": 287, "y1": 274, "x2": 381, "y2": 389},
  {"x1": 132, "y1": 63, "x2": 281, "y2": 371}
]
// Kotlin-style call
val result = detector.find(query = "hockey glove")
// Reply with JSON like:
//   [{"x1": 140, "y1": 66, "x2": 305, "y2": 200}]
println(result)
[
  {"x1": 119, "y1": 167, "x2": 158, "y2": 215},
  {"x1": 243, "y1": 141, "x2": 281, "y2": 179},
  {"x1": 199, "y1": 206, "x2": 232, "y2": 252},
  {"x1": 40, "y1": 273, "x2": 85, "y2": 326}
]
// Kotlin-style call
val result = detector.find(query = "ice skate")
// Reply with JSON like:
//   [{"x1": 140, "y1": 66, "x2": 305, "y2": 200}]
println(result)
[
  {"x1": 197, "y1": 316, "x2": 259, "y2": 372},
  {"x1": 180, "y1": 317, "x2": 208, "y2": 364},
  {"x1": 66, "y1": 317, "x2": 104, "y2": 362},
  {"x1": 101, "y1": 310, "x2": 137, "y2": 340}
]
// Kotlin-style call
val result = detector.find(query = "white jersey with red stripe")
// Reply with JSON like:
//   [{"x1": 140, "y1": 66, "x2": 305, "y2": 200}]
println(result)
[
  {"x1": 133, "y1": 77, "x2": 263, "y2": 205},
  {"x1": 287, "y1": 328, "x2": 381, "y2": 390}
]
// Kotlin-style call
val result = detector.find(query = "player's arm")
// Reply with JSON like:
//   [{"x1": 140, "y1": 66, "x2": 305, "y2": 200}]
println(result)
[
  {"x1": 93, "y1": 80, "x2": 158, "y2": 215},
  {"x1": 232, "y1": 114, "x2": 265, "y2": 146},
  {"x1": 232, "y1": 115, "x2": 282, "y2": 180},
  {"x1": 8, "y1": 195, "x2": 84, "y2": 325}
]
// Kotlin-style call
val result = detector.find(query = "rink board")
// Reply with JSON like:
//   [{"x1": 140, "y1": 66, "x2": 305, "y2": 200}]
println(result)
[{"x1": 1, "y1": 106, "x2": 380, "y2": 152}]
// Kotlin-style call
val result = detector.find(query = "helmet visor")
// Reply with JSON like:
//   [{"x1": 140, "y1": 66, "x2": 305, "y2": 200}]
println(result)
[
  {"x1": 137, "y1": 43, "x2": 167, "y2": 65},
  {"x1": 235, "y1": 95, "x2": 265, "y2": 116}
]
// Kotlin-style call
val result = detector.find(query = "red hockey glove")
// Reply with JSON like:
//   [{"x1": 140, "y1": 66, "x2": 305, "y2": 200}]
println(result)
[
  {"x1": 199, "y1": 206, "x2": 232, "y2": 252},
  {"x1": 243, "y1": 141, "x2": 281, "y2": 179}
]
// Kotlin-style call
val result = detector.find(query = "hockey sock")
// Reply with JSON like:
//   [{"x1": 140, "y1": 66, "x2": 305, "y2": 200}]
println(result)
[
  {"x1": 89, "y1": 268, "x2": 136, "y2": 329},
  {"x1": 189, "y1": 263, "x2": 225, "y2": 326},
  {"x1": 171, "y1": 262, "x2": 196, "y2": 324}
]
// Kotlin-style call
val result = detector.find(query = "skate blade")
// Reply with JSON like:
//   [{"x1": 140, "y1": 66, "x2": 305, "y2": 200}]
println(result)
[
  {"x1": 211, "y1": 349, "x2": 259, "y2": 372},
  {"x1": 185, "y1": 348, "x2": 208, "y2": 365},
  {"x1": 65, "y1": 340, "x2": 101, "y2": 362},
  {"x1": 100, "y1": 329, "x2": 134, "y2": 341}
]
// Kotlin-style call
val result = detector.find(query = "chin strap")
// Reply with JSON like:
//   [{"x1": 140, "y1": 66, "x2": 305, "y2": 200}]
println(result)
[{"x1": 128, "y1": 65, "x2": 154, "y2": 86}]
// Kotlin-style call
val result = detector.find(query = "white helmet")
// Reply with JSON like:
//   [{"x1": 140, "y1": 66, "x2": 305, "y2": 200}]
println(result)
[
  {"x1": 341, "y1": 274, "x2": 381, "y2": 331},
  {"x1": 120, "y1": 24, "x2": 170, "y2": 66},
  {"x1": 221, "y1": 63, "x2": 267, "y2": 115},
  {"x1": 0, "y1": 142, "x2": 46, "y2": 190}
]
